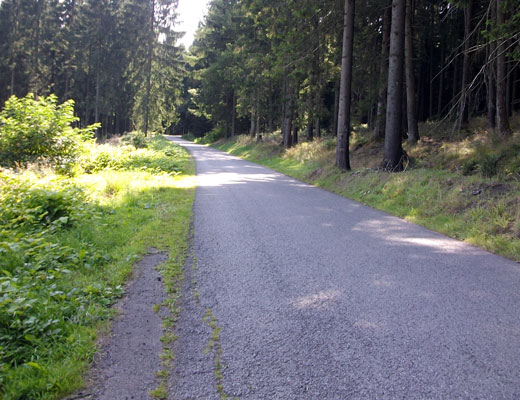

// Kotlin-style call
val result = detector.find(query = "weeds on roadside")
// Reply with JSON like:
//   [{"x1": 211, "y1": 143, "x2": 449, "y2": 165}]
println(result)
[{"x1": 1, "y1": 136, "x2": 194, "y2": 399}]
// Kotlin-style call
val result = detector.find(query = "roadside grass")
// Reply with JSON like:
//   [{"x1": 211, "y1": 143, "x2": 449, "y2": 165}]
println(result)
[
  {"x1": 212, "y1": 128, "x2": 520, "y2": 262},
  {"x1": 0, "y1": 136, "x2": 194, "y2": 399}
]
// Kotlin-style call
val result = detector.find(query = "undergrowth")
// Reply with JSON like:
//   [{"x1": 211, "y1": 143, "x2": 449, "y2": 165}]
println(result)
[{"x1": 0, "y1": 135, "x2": 194, "y2": 399}]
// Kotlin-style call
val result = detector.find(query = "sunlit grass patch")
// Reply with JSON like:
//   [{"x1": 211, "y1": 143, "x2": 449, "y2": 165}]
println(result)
[{"x1": 1, "y1": 136, "x2": 194, "y2": 399}]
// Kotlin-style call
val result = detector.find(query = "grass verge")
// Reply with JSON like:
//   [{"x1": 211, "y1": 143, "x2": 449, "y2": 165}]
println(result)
[
  {"x1": 212, "y1": 132, "x2": 520, "y2": 262},
  {"x1": 0, "y1": 135, "x2": 194, "y2": 399}
]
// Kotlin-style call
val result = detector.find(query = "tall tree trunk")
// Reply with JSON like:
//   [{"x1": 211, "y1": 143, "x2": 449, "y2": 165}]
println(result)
[
  {"x1": 143, "y1": 0, "x2": 155, "y2": 136},
  {"x1": 383, "y1": 0, "x2": 406, "y2": 171},
  {"x1": 405, "y1": 0, "x2": 419, "y2": 143},
  {"x1": 282, "y1": 78, "x2": 293, "y2": 148},
  {"x1": 428, "y1": 4, "x2": 434, "y2": 119},
  {"x1": 10, "y1": 66, "x2": 15, "y2": 96},
  {"x1": 293, "y1": 109, "x2": 299, "y2": 145},
  {"x1": 250, "y1": 106, "x2": 256, "y2": 137},
  {"x1": 333, "y1": 79, "x2": 340, "y2": 136},
  {"x1": 486, "y1": 12, "x2": 496, "y2": 132},
  {"x1": 506, "y1": 43, "x2": 512, "y2": 117},
  {"x1": 373, "y1": 5, "x2": 391, "y2": 141},
  {"x1": 95, "y1": 68, "x2": 100, "y2": 138},
  {"x1": 437, "y1": 45, "x2": 445, "y2": 118},
  {"x1": 335, "y1": 0, "x2": 355, "y2": 170},
  {"x1": 256, "y1": 95, "x2": 261, "y2": 136},
  {"x1": 306, "y1": 92, "x2": 314, "y2": 140},
  {"x1": 231, "y1": 90, "x2": 236, "y2": 137},
  {"x1": 457, "y1": 0, "x2": 472, "y2": 130},
  {"x1": 495, "y1": 0, "x2": 510, "y2": 135}
]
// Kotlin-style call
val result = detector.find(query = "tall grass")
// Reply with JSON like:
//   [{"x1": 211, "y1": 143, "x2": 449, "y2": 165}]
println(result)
[{"x1": 0, "y1": 135, "x2": 194, "y2": 399}]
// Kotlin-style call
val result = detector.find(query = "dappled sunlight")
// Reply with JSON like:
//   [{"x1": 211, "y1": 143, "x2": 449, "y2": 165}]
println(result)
[
  {"x1": 173, "y1": 174, "x2": 196, "y2": 188},
  {"x1": 197, "y1": 171, "x2": 278, "y2": 187},
  {"x1": 290, "y1": 289, "x2": 342, "y2": 310},
  {"x1": 353, "y1": 217, "x2": 481, "y2": 256},
  {"x1": 371, "y1": 275, "x2": 396, "y2": 288},
  {"x1": 354, "y1": 319, "x2": 383, "y2": 330}
]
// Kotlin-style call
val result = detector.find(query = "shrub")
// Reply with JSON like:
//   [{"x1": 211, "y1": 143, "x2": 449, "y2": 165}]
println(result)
[
  {"x1": 0, "y1": 170, "x2": 119, "y2": 379},
  {"x1": 121, "y1": 130, "x2": 149, "y2": 148},
  {"x1": 0, "y1": 94, "x2": 98, "y2": 172},
  {"x1": 198, "y1": 126, "x2": 226, "y2": 144}
]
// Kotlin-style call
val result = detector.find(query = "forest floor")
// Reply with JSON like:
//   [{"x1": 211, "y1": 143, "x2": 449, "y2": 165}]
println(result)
[{"x1": 210, "y1": 116, "x2": 520, "y2": 262}]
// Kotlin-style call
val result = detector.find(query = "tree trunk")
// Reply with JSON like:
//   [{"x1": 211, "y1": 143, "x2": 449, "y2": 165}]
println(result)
[
  {"x1": 143, "y1": 0, "x2": 155, "y2": 136},
  {"x1": 457, "y1": 0, "x2": 472, "y2": 130},
  {"x1": 333, "y1": 79, "x2": 340, "y2": 136},
  {"x1": 496, "y1": 0, "x2": 511, "y2": 135},
  {"x1": 428, "y1": 4, "x2": 434, "y2": 119},
  {"x1": 486, "y1": 18, "x2": 496, "y2": 132},
  {"x1": 293, "y1": 109, "x2": 299, "y2": 145},
  {"x1": 437, "y1": 45, "x2": 445, "y2": 118},
  {"x1": 268, "y1": 89, "x2": 274, "y2": 133},
  {"x1": 231, "y1": 90, "x2": 236, "y2": 137},
  {"x1": 373, "y1": 5, "x2": 391, "y2": 141},
  {"x1": 256, "y1": 96, "x2": 261, "y2": 136},
  {"x1": 405, "y1": 0, "x2": 419, "y2": 143},
  {"x1": 10, "y1": 65, "x2": 15, "y2": 96},
  {"x1": 335, "y1": 0, "x2": 355, "y2": 170},
  {"x1": 383, "y1": 0, "x2": 406, "y2": 171},
  {"x1": 306, "y1": 92, "x2": 314, "y2": 140},
  {"x1": 282, "y1": 79, "x2": 293, "y2": 148},
  {"x1": 95, "y1": 68, "x2": 100, "y2": 139},
  {"x1": 250, "y1": 106, "x2": 256, "y2": 137}
]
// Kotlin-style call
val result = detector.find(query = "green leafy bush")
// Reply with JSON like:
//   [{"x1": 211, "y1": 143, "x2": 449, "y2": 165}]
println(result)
[
  {"x1": 0, "y1": 94, "x2": 98, "y2": 172},
  {"x1": 77, "y1": 136, "x2": 187, "y2": 175},
  {"x1": 121, "y1": 130, "x2": 149, "y2": 148},
  {"x1": 0, "y1": 170, "x2": 120, "y2": 386},
  {"x1": 197, "y1": 126, "x2": 226, "y2": 144}
]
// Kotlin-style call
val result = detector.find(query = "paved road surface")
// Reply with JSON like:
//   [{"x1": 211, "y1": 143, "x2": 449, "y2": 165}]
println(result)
[{"x1": 168, "y1": 136, "x2": 520, "y2": 399}]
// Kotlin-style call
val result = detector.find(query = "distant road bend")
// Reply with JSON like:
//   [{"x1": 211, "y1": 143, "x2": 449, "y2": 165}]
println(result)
[{"x1": 167, "y1": 136, "x2": 520, "y2": 399}]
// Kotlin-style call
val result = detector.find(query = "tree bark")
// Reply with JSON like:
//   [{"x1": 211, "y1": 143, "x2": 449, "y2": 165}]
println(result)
[
  {"x1": 373, "y1": 5, "x2": 391, "y2": 141},
  {"x1": 437, "y1": 45, "x2": 445, "y2": 118},
  {"x1": 306, "y1": 91, "x2": 314, "y2": 140},
  {"x1": 95, "y1": 68, "x2": 100, "y2": 138},
  {"x1": 405, "y1": 0, "x2": 419, "y2": 143},
  {"x1": 457, "y1": 0, "x2": 472, "y2": 130},
  {"x1": 382, "y1": 0, "x2": 406, "y2": 171},
  {"x1": 335, "y1": 0, "x2": 355, "y2": 170},
  {"x1": 143, "y1": 0, "x2": 155, "y2": 136},
  {"x1": 282, "y1": 78, "x2": 293, "y2": 148},
  {"x1": 231, "y1": 89, "x2": 236, "y2": 137},
  {"x1": 486, "y1": 13, "x2": 496, "y2": 132},
  {"x1": 333, "y1": 79, "x2": 340, "y2": 136},
  {"x1": 496, "y1": 0, "x2": 511, "y2": 136},
  {"x1": 293, "y1": 108, "x2": 299, "y2": 145}
]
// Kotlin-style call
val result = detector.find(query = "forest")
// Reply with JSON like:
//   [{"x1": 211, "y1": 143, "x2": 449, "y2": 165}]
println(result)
[
  {"x1": 1, "y1": 0, "x2": 519, "y2": 159},
  {"x1": 1, "y1": 0, "x2": 519, "y2": 397}
]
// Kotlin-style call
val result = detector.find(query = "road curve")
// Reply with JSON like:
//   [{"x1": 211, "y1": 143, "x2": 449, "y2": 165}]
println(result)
[{"x1": 168, "y1": 136, "x2": 520, "y2": 399}]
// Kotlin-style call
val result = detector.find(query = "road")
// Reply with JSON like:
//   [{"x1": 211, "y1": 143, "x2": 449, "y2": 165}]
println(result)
[{"x1": 168, "y1": 136, "x2": 520, "y2": 399}]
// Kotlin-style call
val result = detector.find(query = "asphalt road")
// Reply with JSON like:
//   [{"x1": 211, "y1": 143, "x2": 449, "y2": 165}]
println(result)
[{"x1": 168, "y1": 136, "x2": 520, "y2": 399}]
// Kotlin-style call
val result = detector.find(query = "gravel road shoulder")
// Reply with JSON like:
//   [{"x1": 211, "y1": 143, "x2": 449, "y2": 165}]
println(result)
[{"x1": 70, "y1": 250, "x2": 169, "y2": 400}]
